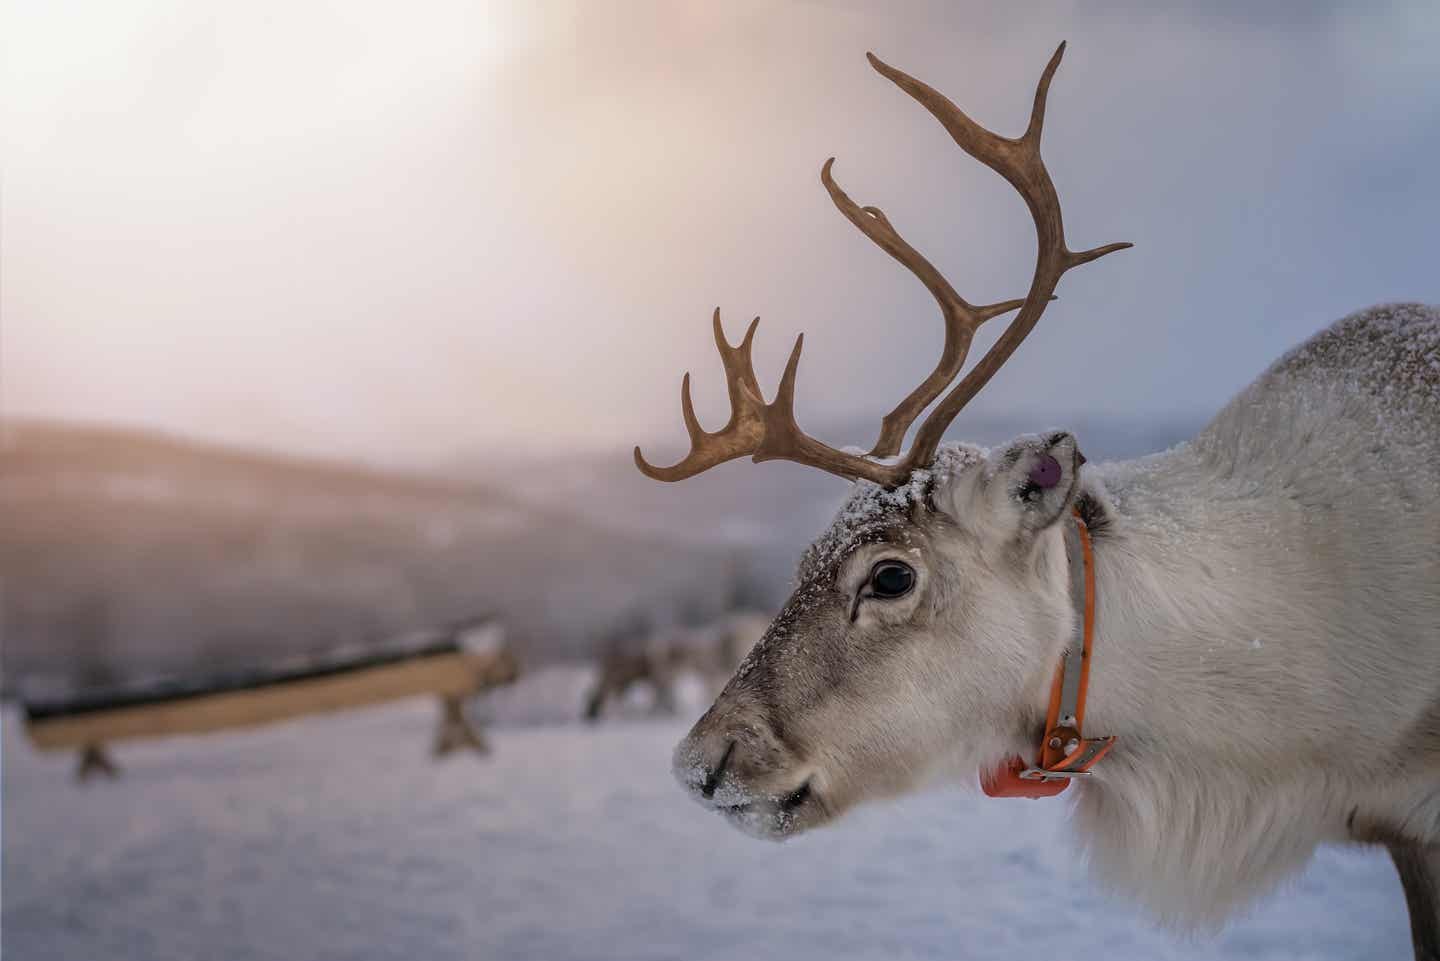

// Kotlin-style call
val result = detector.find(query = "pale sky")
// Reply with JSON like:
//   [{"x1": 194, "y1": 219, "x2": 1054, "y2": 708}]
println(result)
[{"x1": 3, "y1": 0, "x2": 1437, "y2": 466}]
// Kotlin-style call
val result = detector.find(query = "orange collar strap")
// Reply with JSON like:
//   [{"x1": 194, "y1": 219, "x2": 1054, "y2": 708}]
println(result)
[{"x1": 981, "y1": 510, "x2": 1117, "y2": 798}]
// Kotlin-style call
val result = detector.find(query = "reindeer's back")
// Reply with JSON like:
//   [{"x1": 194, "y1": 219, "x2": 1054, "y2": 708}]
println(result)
[{"x1": 1192, "y1": 302, "x2": 1440, "y2": 498}]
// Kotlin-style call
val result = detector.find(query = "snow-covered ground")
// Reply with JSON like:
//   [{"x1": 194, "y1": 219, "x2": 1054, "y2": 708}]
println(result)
[{"x1": 3, "y1": 699, "x2": 1411, "y2": 961}]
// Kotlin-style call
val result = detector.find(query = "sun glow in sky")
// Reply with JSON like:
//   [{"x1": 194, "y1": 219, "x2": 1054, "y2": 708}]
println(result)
[{"x1": 3, "y1": 1, "x2": 1437, "y2": 466}]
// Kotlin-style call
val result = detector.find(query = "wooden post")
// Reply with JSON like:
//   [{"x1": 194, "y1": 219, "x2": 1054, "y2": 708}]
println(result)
[
  {"x1": 76, "y1": 743, "x2": 120, "y2": 782},
  {"x1": 431, "y1": 694, "x2": 489, "y2": 758}
]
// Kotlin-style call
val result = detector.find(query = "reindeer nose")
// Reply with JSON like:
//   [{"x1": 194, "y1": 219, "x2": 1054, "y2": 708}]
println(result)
[
  {"x1": 673, "y1": 729, "x2": 738, "y2": 801},
  {"x1": 671, "y1": 710, "x2": 820, "y2": 839},
  {"x1": 673, "y1": 718, "x2": 789, "y2": 806}
]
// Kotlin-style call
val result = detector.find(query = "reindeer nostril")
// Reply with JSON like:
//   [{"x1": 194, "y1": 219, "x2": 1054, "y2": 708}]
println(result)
[{"x1": 701, "y1": 741, "x2": 736, "y2": 799}]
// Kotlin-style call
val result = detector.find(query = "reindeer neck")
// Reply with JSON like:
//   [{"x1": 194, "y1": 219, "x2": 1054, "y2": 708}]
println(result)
[{"x1": 1077, "y1": 444, "x2": 1308, "y2": 757}]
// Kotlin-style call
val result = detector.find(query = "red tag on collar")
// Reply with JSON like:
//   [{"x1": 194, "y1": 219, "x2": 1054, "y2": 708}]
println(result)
[{"x1": 980, "y1": 756, "x2": 1070, "y2": 798}]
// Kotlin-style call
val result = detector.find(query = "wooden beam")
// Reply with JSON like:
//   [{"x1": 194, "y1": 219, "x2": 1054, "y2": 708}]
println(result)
[{"x1": 26, "y1": 652, "x2": 493, "y2": 750}]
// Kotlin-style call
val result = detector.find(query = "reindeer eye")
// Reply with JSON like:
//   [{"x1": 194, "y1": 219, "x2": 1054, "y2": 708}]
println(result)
[{"x1": 868, "y1": 561, "x2": 915, "y2": 599}]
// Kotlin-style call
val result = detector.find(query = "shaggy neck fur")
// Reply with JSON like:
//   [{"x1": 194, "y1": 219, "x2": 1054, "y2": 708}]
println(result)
[
  {"x1": 1059, "y1": 453, "x2": 1333, "y2": 924},
  {"x1": 1055, "y1": 424, "x2": 1440, "y2": 925}
]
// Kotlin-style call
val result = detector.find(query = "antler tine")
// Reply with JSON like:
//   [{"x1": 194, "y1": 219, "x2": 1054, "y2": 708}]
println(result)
[
  {"x1": 820, "y1": 158, "x2": 1029, "y2": 458},
  {"x1": 715, "y1": 311, "x2": 765, "y2": 413},
  {"x1": 634, "y1": 310, "x2": 766, "y2": 482},
  {"x1": 865, "y1": 44, "x2": 1132, "y2": 470},
  {"x1": 635, "y1": 311, "x2": 899, "y2": 485},
  {"x1": 752, "y1": 333, "x2": 907, "y2": 482}
]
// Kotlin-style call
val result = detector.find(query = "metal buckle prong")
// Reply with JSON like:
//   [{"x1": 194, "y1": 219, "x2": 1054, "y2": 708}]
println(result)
[{"x1": 1017, "y1": 767, "x2": 1093, "y2": 782}]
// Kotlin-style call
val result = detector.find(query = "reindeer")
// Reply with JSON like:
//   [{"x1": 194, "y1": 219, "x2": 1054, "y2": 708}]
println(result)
[
  {"x1": 583, "y1": 630, "x2": 690, "y2": 721},
  {"x1": 635, "y1": 44, "x2": 1440, "y2": 957},
  {"x1": 584, "y1": 611, "x2": 767, "y2": 721}
]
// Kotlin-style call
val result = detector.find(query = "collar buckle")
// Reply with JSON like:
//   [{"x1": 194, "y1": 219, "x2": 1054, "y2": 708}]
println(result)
[{"x1": 1018, "y1": 767, "x2": 1091, "y2": 782}]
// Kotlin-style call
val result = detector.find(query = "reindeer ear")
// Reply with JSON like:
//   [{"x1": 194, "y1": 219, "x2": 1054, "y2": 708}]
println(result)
[{"x1": 985, "y1": 431, "x2": 1086, "y2": 540}]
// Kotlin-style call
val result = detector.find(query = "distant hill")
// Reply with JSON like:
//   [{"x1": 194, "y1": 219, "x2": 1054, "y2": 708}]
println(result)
[{"x1": 0, "y1": 421, "x2": 739, "y2": 693}]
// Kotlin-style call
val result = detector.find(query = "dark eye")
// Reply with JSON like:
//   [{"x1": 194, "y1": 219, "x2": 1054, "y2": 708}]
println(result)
[{"x1": 868, "y1": 561, "x2": 915, "y2": 599}]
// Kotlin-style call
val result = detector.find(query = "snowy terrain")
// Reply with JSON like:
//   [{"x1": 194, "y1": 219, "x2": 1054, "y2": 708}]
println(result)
[{"x1": 2, "y1": 694, "x2": 1412, "y2": 961}]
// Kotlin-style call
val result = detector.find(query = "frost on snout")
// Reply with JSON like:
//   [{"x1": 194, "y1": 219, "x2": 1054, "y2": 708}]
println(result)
[{"x1": 672, "y1": 693, "x2": 822, "y2": 841}]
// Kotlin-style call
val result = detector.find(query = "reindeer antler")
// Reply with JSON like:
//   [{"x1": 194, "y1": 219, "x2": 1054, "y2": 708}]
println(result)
[
  {"x1": 634, "y1": 309, "x2": 903, "y2": 486},
  {"x1": 634, "y1": 42, "x2": 1130, "y2": 488}
]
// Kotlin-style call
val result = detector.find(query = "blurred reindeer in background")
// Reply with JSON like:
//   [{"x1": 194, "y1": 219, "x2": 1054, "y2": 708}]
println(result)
[{"x1": 583, "y1": 609, "x2": 768, "y2": 722}]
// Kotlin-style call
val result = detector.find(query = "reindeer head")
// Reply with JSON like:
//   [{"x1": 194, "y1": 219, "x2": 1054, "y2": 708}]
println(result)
[{"x1": 634, "y1": 44, "x2": 1129, "y2": 839}]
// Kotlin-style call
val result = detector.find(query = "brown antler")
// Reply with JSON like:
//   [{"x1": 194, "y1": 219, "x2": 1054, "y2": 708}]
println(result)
[
  {"x1": 819, "y1": 159, "x2": 1034, "y2": 459},
  {"x1": 634, "y1": 309, "x2": 902, "y2": 486},
  {"x1": 634, "y1": 42, "x2": 1130, "y2": 488}
]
